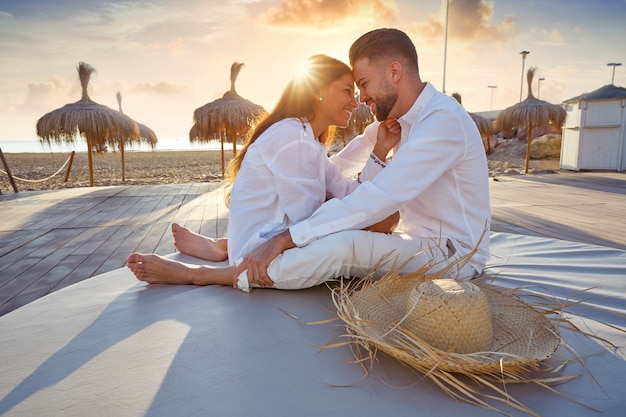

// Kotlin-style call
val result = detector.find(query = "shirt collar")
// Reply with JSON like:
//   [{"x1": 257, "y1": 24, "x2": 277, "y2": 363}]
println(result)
[{"x1": 398, "y1": 82, "x2": 436, "y2": 127}]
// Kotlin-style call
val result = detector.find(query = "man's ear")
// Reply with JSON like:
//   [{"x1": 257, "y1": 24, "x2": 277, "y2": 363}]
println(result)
[{"x1": 388, "y1": 61, "x2": 403, "y2": 83}]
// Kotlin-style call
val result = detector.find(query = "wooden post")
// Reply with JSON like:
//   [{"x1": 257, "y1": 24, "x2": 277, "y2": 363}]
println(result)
[
  {"x1": 220, "y1": 136, "x2": 225, "y2": 177},
  {"x1": 0, "y1": 147, "x2": 19, "y2": 193},
  {"x1": 525, "y1": 123, "x2": 533, "y2": 174},
  {"x1": 64, "y1": 151, "x2": 76, "y2": 182},
  {"x1": 87, "y1": 137, "x2": 94, "y2": 186},
  {"x1": 121, "y1": 142, "x2": 126, "y2": 182}
]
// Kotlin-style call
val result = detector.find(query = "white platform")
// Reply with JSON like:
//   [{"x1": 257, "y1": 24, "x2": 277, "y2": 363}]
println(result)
[{"x1": 1, "y1": 232, "x2": 625, "y2": 417}]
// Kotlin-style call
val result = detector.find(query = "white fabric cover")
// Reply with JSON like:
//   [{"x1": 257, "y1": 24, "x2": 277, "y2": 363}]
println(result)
[{"x1": 0, "y1": 232, "x2": 624, "y2": 417}]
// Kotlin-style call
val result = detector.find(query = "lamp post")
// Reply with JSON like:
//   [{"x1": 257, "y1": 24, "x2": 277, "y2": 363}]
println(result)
[
  {"x1": 608, "y1": 63, "x2": 622, "y2": 84},
  {"x1": 538, "y1": 77, "x2": 545, "y2": 99},
  {"x1": 519, "y1": 50, "x2": 529, "y2": 102},
  {"x1": 488, "y1": 85, "x2": 497, "y2": 111}
]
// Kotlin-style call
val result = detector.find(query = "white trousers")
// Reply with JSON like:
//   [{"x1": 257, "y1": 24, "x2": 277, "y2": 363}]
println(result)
[{"x1": 237, "y1": 230, "x2": 477, "y2": 292}]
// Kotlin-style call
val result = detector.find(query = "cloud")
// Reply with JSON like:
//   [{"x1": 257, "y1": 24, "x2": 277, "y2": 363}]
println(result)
[
  {"x1": 0, "y1": 11, "x2": 14, "y2": 20},
  {"x1": 532, "y1": 28, "x2": 564, "y2": 46},
  {"x1": 13, "y1": 77, "x2": 78, "y2": 114},
  {"x1": 146, "y1": 37, "x2": 192, "y2": 56},
  {"x1": 131, "y1": 82, "x2": 188, "y2": 95},
  {"x1": 2, "y1": 74, "x2": 86, "y2": 122},
  {"x1": 259, "y1": 0, "x2": 398, "y2": 31},
  {"x1": 411, "y1": 0, "x2": 517, "y2": 43}
]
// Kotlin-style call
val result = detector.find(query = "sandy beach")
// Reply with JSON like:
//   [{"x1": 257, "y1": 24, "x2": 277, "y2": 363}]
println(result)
[
  {"x1": 1, "y1": 150, "x2": 234, "y2": 192},
  {"x1": 1, "y1": 140, "x2": 560, "y2": 193}
]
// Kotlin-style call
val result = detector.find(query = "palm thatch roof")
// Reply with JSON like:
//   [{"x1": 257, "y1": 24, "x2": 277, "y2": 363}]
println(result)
[
  {"x1": 349, "y1": 99, "x2": 375, "y2": 135},
  {"x1": 36, "y1": 62, "x2": 139, "y2": 186},
  {"x1": 563, "y1": 84, "x2": 626, "y2": 103},
  {"x1": 190, "y1": 62, "x2": 266, "y2": 176},
  {"x1": 334, "y1": 98, "x2": 375, "y2": 149},
  {"x1": 188, "y1": 123, "x2": 201, "y2": 142},
  {"x1": 115, "y1": 92, "x2": 158, "y2": 147},
  {"x1": 495, "y1": 68, "x2": 566, "y2": 173},
  {"x1": 452, "y1": 93, "x2": 494, "y2": 154},
  {"x1": 116, "y1": 91, "x2": 158, "y2": 181}
]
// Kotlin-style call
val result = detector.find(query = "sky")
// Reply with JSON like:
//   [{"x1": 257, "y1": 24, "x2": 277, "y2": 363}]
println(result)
[{"x1": 1, "y1": 0, "x2": 625, "y2": 141}]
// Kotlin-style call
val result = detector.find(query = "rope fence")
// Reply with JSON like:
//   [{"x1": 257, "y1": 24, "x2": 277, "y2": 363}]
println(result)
[
  {"x1": 0, "y1": 149, "x2": 76, "y2": 193},
  {"x1": 0, "y1": 152, "x2": 74, "y2": 182}
]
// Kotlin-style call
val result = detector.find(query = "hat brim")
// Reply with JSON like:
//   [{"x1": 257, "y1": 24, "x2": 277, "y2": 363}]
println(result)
[{"x1": 335, "y1": 272, "x2": 561, "y2": 375}]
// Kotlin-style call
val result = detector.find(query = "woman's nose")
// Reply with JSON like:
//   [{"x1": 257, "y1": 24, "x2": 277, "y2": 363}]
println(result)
[{"x1": 350, "y1": 95, "x2": 358, "y2": 109}]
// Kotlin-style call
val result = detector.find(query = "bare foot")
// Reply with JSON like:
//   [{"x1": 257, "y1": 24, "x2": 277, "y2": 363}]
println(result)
[
  {"x1": 127, "y1": 252, "x2": 234, "y2": 286},
  {"x1": 172, "y1": 223, "x2": 228, "y2": 261}
]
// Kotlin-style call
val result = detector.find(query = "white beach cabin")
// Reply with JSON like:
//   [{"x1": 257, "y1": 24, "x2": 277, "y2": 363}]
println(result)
[{"x1": 561, "y1": 84, "x2": 626, "y2": 171}]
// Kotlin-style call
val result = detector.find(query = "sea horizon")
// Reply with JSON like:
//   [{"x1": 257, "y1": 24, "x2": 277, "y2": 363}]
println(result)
[{"x1": 0, "y1": 137, "x2": 232, "y2": 154}]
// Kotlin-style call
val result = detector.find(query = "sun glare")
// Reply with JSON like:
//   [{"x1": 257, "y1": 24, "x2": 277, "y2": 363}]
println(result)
[{"x1": 292, "y1": 60, "x2": 312, "y2": 81}]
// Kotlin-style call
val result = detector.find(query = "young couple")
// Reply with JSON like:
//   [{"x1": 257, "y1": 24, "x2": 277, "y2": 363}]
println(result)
[{"x1": 128, "y1": 28, "x2": 491, "y2": 291}]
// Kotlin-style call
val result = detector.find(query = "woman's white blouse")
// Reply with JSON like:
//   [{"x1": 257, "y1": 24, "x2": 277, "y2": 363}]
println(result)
[{"x1": 226, "y1": 118, "x2": 367, "y2": 264}]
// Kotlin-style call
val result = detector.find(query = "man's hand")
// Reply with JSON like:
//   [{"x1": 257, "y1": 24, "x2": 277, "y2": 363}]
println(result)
[
  {"x1": 372, "y1": 118, "x2": 401, "y2": 161},
  {"x1": 233, "y1": 230, "x2": 296, "y2": 289}
]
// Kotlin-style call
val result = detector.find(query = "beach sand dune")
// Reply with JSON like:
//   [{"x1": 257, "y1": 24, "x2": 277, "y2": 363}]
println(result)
[{"x1": 1, "y1": 141, "x2": 560, "y2": 193}]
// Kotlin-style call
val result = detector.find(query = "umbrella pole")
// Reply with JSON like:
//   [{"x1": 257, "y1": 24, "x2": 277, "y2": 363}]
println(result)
[
  {"x1": 525, "y1": 123, "x2": 533, "y2": 174},
  {"x1": 64, "y1": 151, "x2": 75, "y2": 183},
  {"x1": 221, "y1": 138, "x2": 225, "y2": 177},
  {"x1": 87, "y1": 136, "x2": 94, "y2": 187},
  {"x1": 0, "y1": 147, "x2": 19, "y2": 193},
  {"x1": 120, "y1": 142, "x2": 126, "y2": 182}
]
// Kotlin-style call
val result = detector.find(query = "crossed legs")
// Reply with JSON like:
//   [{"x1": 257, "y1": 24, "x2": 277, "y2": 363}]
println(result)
[
  {"x1": 126, "y1": 216, "x2": 435, "y2": 290},
  {"x1": 127, "y1": 223, "x2": 232, "y2": 286}
]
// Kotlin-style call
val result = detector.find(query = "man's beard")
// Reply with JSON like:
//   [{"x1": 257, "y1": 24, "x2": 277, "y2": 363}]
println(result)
[{"x1": 373, "y1": 89, "x2": 398, "y2": 121}]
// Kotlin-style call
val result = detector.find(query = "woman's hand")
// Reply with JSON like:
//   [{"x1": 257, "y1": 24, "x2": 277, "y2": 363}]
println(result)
[{"x1": 372, "y1": 118, "x2": 401, "y2": 161}]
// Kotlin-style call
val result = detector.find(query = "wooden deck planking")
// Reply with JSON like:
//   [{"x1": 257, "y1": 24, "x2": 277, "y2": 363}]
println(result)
[
  {"x1": 491, "y1": 206, "x2": 623, "y2": 249},
  {"x1": 133, "y1": 221, "x2": 172, "y2": 254},
  {"x1": 63, "y1": 227, "x2": 113, "y2": 256},
  {"x1": 1, "y1": 245, "x2": 79, "y2": 311},
  {"x1": 2, "y1": 171, "x2": 626, "y2": 317},
  {"x1": 489, "y1": 171, "x2": 626, "y2": 250},
  {"x1": 8, "y1": 255, "x2": 89, "y2": 311},
  {"x1": 94, "y1": 223, "x2": 154, "y2": 275},
  {"x1": 0, "y1": 229, "x2": 54, "y2": 263},
  {"x1": 52, "y1": 253, "x2": 108, "y2": 292}
]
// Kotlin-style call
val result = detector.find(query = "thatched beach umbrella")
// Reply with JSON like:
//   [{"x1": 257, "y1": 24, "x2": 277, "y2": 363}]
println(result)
[
  {"x1": 116, "y1": 91, "x2": 158, "y2": 181},
  {"x1": 334, "y1": 98, "x2": 374, "y2": 149},
  {"x1": 190, "y1": 62, "x2": 266, "y2": 176},
  {"x1": 188, "y1": 123, "x2": 201, "y2": 142},
  {"x1": 350, "y1": 99, "x2": 374, "y2": 135},
  {"x1": 495, "y1": 68, "x2": 566, "y2": 173},
  {"x1": 36, "y1": 62, "x2": 139, "y2": 186},
  {"x1": 452, "y1": 93, "x2": 494, "y2": 154}
]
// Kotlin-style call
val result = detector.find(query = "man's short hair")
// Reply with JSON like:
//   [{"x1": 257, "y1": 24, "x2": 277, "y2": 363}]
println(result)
[{"x1": 349, "y1": 28, "x2": 418, "y2": 74}]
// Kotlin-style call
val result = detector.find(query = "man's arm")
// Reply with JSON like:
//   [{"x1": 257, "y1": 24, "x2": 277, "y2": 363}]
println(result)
[
  {"x1": 233, "y1": 119, "x2": 400, "y2": 289},
  {"x1": 232, "y1": 230, "x2": 295, "y2": 288}
]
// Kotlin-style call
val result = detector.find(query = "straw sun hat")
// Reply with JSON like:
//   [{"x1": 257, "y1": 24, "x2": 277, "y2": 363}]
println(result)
[{"x1": 332, "y1": 270, "x2": 565, "y2": 415}]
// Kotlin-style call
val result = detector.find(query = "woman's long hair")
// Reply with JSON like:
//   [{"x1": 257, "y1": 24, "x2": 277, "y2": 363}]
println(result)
[{"x1": 224, "y1": 54, "x2": 352, "y2": 206}]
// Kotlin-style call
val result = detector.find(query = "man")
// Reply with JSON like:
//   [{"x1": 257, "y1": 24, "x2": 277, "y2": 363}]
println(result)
[{"x1": 235, "y1": 28, "x2": 490, "y2": 291}]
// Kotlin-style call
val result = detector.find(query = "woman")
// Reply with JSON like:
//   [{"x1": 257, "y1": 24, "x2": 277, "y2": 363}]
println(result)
[{"x1": 127, "y1": 54, "x2": 399, "y2": 288}]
